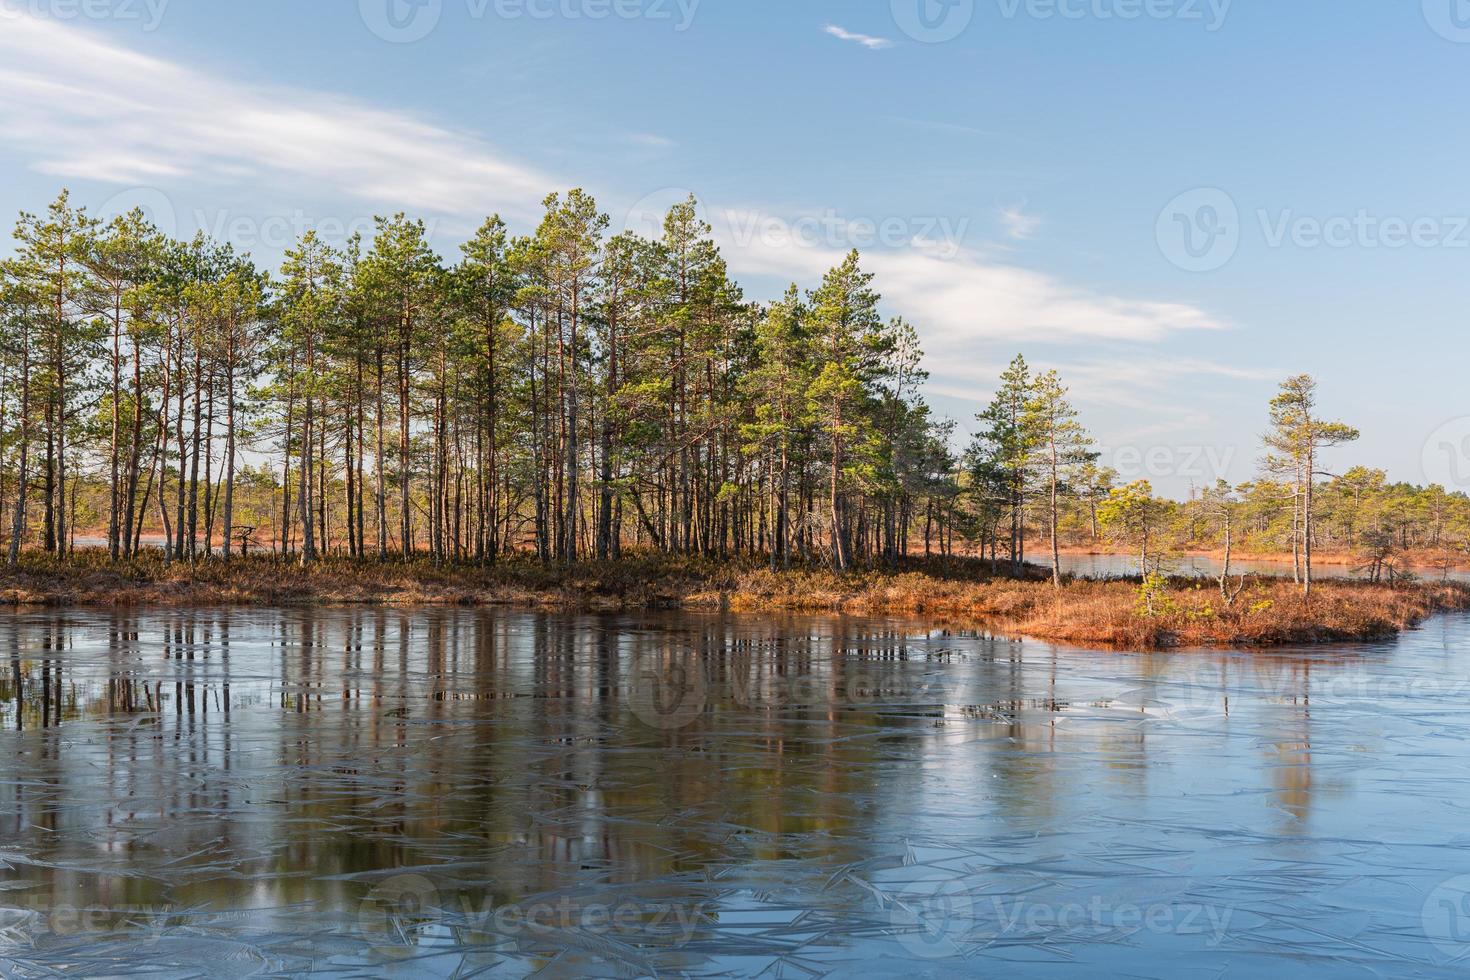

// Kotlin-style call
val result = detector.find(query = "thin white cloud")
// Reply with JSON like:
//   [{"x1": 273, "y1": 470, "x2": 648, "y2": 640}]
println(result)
[
  {"x1": 824, "y1": 24, "x2": 894, "y2": 50},
  {"x1": 999, "y1": 204, "x2": 1042, "y2": 240},
  {"x1": 680, "y1": 205, "x2": 1225, "y2": 357},
  {"x1": 0, "y1": 13, "x2": 555, "y2": 219},
  {"x1": 876, "y1": 251, "x2": 1222, "y2": 346}
]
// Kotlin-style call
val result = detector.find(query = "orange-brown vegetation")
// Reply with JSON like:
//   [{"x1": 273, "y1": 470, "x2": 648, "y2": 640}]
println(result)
[
  {"x1": 0, "y1": 549, "x2": 1463, "y2": 649},
  {"x1": 716, "y1": 565, "x2": 1469, "y2": 648}
]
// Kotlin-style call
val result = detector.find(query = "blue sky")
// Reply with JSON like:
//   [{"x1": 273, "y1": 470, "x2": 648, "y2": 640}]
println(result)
[{"x1": 1, "y1": 0, "x2": 1466, "y2": 496}]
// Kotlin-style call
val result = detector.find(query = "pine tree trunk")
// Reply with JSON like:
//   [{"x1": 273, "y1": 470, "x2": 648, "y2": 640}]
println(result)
[
  {"x1": 222, "y1": 355, "x2": 237, "y2": 561},
  {"x1": 8, "y1": 329, "x2": 30, "y2": 567}
]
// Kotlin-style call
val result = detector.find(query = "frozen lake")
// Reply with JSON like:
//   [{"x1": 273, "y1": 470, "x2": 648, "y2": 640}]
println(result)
[{"x1": 2, "y1": 607, "x2": 1470, "y2": 975}]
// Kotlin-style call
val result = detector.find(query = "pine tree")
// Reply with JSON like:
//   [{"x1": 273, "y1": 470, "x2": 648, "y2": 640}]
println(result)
[
  {"x1": 971, "y1": 355, "x2": 1036, "y2": 573},
  {"x1": 806, "y1": 251, "x2": 882, "y2": 570},
  {"x1": 1025, "y1": 369, "x2": 1094, "y2": 588},
  {"x1": 536, "y1": 190, "x2": 607, "y2": 563},
  {"x1": 12, "y1": 192, "x2": 101, "y2": 557},
  {"x1": 1264, "y1": 374, "x2": 1359, "y2": 597},
  {"x1": 455, "y1": 215, "x2": 519, "y2": 562},
  {"x1": 277, "y1": 232, "x2": 342, "y2": 565},
  {"x1": 742, "y1": 285, "x2": 812, "y2": 567}
]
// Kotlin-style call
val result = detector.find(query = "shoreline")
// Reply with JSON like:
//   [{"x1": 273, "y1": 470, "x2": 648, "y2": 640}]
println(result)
[
  {"x1": 0, "y1": 551, "x2": 1465, "y2": 649},
  {"x1": 1054, "y1": 543, "x2": 1470, "y2": 574},
  {"x1": 65, "y1": 530, "x2": 1470, "y2": 577}
]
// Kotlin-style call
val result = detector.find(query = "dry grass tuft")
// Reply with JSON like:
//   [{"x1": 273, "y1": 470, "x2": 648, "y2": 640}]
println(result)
[{"x1": 701, "y1": 558, "x2": 1470, "y2": 648}]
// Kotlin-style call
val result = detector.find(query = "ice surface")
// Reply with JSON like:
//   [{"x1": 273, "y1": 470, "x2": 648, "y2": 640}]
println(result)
[{"x1": 0, "y1": 607, "x2": 1468, "y2": 976}]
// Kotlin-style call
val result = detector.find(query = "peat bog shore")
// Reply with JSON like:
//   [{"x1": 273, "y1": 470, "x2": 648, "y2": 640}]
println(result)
[{"x1": 0, "y1": 550, "x2": 1464, "y2": 649}]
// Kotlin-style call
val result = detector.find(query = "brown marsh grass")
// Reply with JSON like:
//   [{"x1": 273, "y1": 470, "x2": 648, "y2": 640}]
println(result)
[{"x1": 0, "y1": 549, "x2": 1463, "y2": 649}]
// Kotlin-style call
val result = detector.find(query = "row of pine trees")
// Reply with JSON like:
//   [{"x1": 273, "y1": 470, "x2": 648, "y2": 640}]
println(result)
[
  {"x1": 2, "y1": 190, "x2": 1464, "y2": 583},
  {"x1": 0, "y1": 190, "x2": 954, "y2": 568}
]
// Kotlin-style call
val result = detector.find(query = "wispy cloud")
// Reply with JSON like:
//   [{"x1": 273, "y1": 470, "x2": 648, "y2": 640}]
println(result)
[
  {"x1": 999, "y1": 204, "x2": 1042, "y2": 240},
  {"x1": 673, "y1": 205, "x2": 1226, "y2": 352},
  {"x1": 0, "y1": 13, "x2": 556, "y2": 219},
  {"x1": 824, "y1": 24, "x2": 894, "y2": 50},
  {"x1": 870, "y1": 249, "x2": 1224, "y2": 349}
]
